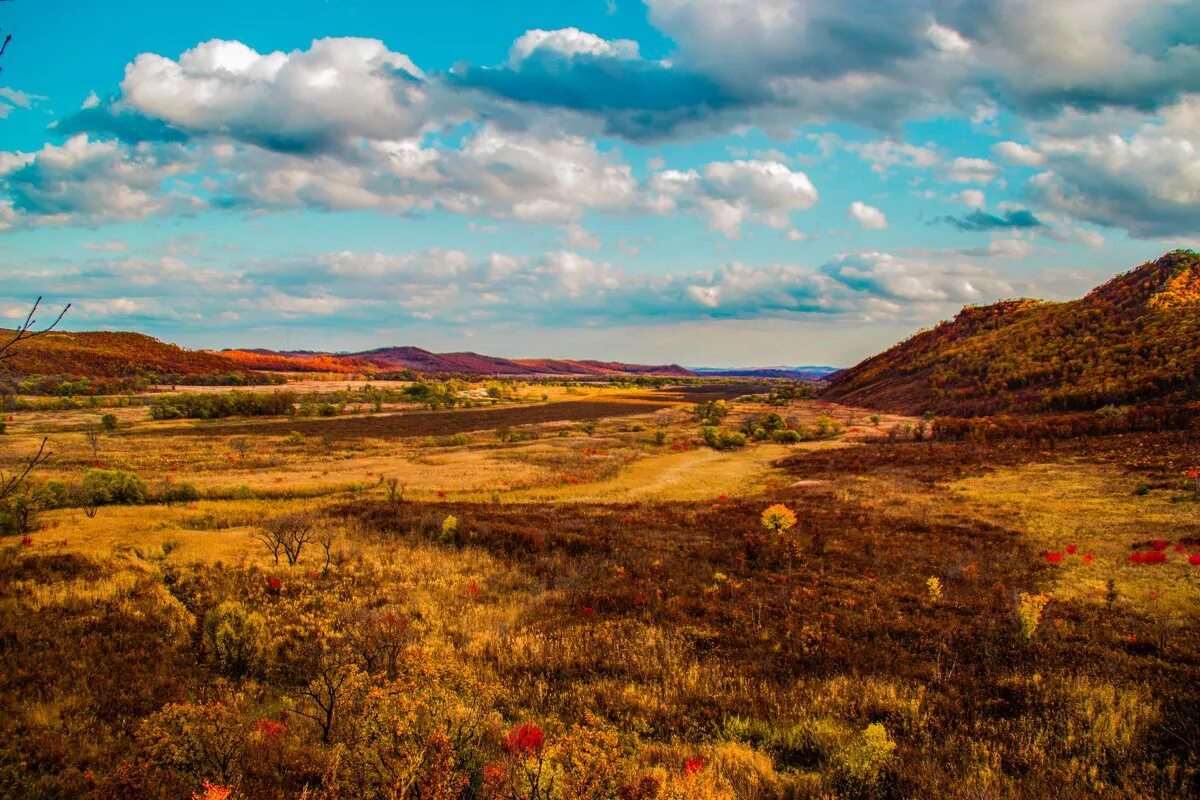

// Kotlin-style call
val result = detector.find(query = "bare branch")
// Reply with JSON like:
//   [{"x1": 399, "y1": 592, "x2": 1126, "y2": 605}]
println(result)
[
  {"x1": 0, "y1": 437, "x2": 50, "y2": 501},
  {"x1": 0, "y1": 297, "x2": 72, "y2": 364}
]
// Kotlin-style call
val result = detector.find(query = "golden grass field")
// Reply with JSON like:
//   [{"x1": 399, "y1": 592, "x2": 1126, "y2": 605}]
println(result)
[{"x1": 4, "y1": 378, "x2": 1200, "y2": 799}]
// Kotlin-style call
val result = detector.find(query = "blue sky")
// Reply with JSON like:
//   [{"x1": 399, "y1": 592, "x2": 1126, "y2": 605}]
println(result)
[{"x1": 1, "y1": 0, "x2": 1197, "y2": 366}]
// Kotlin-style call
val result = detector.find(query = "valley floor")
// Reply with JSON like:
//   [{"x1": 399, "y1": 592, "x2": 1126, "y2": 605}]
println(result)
[{"x1": 2, "y1": 381, "x2": 1198, "y2": 799}]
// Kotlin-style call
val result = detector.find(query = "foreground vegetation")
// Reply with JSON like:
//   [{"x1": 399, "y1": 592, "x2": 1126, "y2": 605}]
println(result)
[{"x1": 1, "y1": 376, "x2": 1198, "y2": 799}]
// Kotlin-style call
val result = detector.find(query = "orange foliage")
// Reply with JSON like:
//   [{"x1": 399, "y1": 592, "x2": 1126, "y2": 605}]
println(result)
[{"x1": 826, "y1": 250, "x2": 1200, "y2": 418}]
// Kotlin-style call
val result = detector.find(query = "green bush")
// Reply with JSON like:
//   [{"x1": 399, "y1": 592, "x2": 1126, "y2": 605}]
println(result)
[
  {"x1": 149, "y1": 390, "x2": 297, "y2": 420},
  {"x1": 203, "y1": 601, "x2": 268, "y2": 678},
  {"x1": 834, "y1": 723, "x2": 896, "y2": 798},
  {"x1": 700, "y1": 426, "x2": 747, "y2": 450},
  {"x1": 444, "y1": 433, "x2": 469, "y2": 447},
  {"x1": 772, "y1": 429, "x2": 803, "y2": 444},
  {"x1": 159, "y1": 481, "x2": 201, "y2": 505},
  {"x1": 82, "y1": 469, "x2": 147, "y2": 506},
  {"x1": 100, "y1": 413, "x2": 118, "y2": 432}
]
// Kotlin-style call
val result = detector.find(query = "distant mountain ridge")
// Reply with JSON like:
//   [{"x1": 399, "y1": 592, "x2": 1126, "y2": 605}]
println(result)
[
  {"x1": 824, "y1": 250, "x2": 1200, "y2": 417},
  {"x1": 223, "y1": 345, "x2": 698, "y2": 377}
]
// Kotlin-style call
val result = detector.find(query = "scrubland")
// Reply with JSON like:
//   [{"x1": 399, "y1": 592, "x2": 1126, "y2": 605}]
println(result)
[{"x1": 1, "y1": 380, "x2": 1197, "y2": 799}]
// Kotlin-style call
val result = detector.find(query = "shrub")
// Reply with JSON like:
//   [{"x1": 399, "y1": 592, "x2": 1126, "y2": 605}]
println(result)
[
  {"x1": 440, "y1": 514, "x2": 459, "y2": 545},
  {"x1": 203, "y1": 601, "x2": 268, "y2": 677},
  {"x1": 100, "y1": 413, "x2": 118, "y2": 432},
  {"x1": 926, "y1": 576, "x2": 943, "y2": 604},
  {"x1": 834, "y1": 723, "x2": 896, "y2": 798},
  {"x1": 772, "y1": 429, "x2": 803, "y2": 444},
  {"x1": 82, "y1": 468, "x2": 147, "y2": 506},
  {"x1": 1017, "y1": 592, "x2": 1050, "y2": 640},
  {"x1": 699, "y1": 426, "x2": 747, "y2": 450},
  {"x1": 159, "y1": 481, "x2": 201, "y2": 505},
  {"x1": 761, "y1": 504, "x2": 798, "y2": 536},
  {"x1": 149, "y1": 390, "x2": 297, "y2": 420},
  {"x1": 444, "y1": 433, "x2": 469, "y2": 447}
]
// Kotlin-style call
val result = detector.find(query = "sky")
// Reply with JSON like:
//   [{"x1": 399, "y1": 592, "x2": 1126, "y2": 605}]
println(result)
[{"x1": 0, "y1": 1, "x2": 1197, "y2": 367}]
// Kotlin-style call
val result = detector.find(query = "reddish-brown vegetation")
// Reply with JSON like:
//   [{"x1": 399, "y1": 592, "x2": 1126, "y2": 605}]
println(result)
[
  {"x1": 0, "y1": 330, "x2": 246, "y2": 381},
  {"x1": 825, "y1": 250, "x2": 1200, "y2": 419}
]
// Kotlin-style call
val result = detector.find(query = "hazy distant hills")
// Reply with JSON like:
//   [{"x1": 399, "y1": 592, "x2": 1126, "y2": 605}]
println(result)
[
  {"x1": 1, "y1": 331, "x2": 836, "y2": 382},
  {"x1": 824, "y1": 250, "x2": 1200, "y2": 417}
]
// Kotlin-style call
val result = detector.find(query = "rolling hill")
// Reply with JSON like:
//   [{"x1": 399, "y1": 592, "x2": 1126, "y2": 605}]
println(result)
[
  {"x1": 824, "y1": 250, "x2": 1200, "y2": 417},
  {"x1": 222, "y1": 346, "x2": 698, "y2": 377},
  {"x1": 0, "y1": 330, "x2": 245, "y2": 380}
]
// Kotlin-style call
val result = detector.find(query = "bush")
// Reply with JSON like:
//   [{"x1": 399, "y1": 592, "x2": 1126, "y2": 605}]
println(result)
[
  {"x1": 82, "y1": 469, "x2": 147, "y2": 506},
  {"x1": 772, "y1": 429, "x2": 803, "y2": 444},
  {"x1": 100, "y1": 413, "x2": 118, "y2": 432},
  {"x1": 149, "y1": 390, "x2": 297, "y2": 420},
  {"x1": 159, "y1": 481, "x2": 201, "y2": 505},
  {"x1": 444, "y1": 433, "x2": 469, "y2": 447},
  {"x1": 203, "y1": 601, "x2": 268, "y2": 678},
  {"x1": 700, "y1": 426, "x2": 747, "y2": 450},
  {"x1": 834, "y1": 723, "x2": 896, "y2": 798}
]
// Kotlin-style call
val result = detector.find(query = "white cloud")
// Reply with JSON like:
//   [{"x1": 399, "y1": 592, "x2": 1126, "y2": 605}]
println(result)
[
  {"x1": 1027, "y1": 95, "x2": 1200, "y2": 237},
  {"x1": 119, "y1": 38, "x2": 428, "y2": 152},
  {"x1": 82, "y1": 240, "x2": 130, "y2": 252},
  {"x1": 650, "y1": 159, "x2": 818, "y2": 237},
  {"x1": 944, "y1": 157, "x2": 999, "y2": 184},
  {"x1": 848, "y1": 201, "x2": 888, "y2": 230},
  {"x1": 561, "y1": 223, "x2": 601, "y2": 250},
  {"x1": 0, "y1": 135, "x2": 196, "y2": 226},
  {"x1": 992, "y1": 140, "x2": 1045, "y2": 167},
  {"x1": 952, "y1": 189, "x2": 986, "y2": 209},
  {"x1": 926, "y1": 23, "x2": 971, "y2": 55},
  {"x1": 510, "y1": 28, "x2": 640, "y2": 63}
]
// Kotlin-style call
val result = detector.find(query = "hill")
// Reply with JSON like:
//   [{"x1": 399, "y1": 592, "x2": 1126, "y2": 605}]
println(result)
[
  {"x1": 223, "y1": 345, "x2": 697, "y2": 377},
  {"x1": 0, "y1": 330, "x2": 246, "y2": 381},
  {"x1": 824, "y1": 250, "x2": 1200, "y2": 417}
]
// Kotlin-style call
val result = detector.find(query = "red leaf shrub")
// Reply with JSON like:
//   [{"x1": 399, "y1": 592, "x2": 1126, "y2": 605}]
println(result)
[{"x1": 502, "y1": 723, "x2": 545, "y2": 755}]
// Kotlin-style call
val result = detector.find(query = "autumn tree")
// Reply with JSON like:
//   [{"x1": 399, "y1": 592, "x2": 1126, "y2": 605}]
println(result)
[{"x1": 254, "y1": 511, "x2": 316, "y2": 566}]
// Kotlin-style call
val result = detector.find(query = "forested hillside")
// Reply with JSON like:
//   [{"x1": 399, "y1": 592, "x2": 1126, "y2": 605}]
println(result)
[
  {"x1": 825, "y1": 250, "x2": 1200, "y2": 417},
  {"x1": 0, "y1": 330, "x2": 246, "y2": 382}
]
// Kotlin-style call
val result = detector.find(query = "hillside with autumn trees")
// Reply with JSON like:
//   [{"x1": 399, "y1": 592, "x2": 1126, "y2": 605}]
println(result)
[
  {"x1": 0, "y1": 330, "x2": 249, "y2": 382},
  {"x1": 824, "y1": 250, "x2": 1200, "y2": 420}
]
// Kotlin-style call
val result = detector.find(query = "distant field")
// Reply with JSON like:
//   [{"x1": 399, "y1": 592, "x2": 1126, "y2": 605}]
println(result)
[{"x1": 162, "y1": 397, "x2": 675, "y2": 439}]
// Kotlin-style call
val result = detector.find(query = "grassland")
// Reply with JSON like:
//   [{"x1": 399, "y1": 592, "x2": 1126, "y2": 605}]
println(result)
[{"x1": 1, "y1": 378, "x2": 1198, "y2": 799}]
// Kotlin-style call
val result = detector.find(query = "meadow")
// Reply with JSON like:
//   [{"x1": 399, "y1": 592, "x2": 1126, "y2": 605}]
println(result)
[{"x1": 1, "y1": 378, "x2": 1198, "y2": 799}]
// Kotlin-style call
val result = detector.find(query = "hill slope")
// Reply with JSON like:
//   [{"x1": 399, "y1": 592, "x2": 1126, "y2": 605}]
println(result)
[
  {"x1": 824, "y1": 250, "x2": 1200, "y2": 416},
  {"x1": 0, "y1": 330, "x2": 244, "y2": 380},
  {"x1": 224, "y1": 346, "x2": 697, "y2": 377}
]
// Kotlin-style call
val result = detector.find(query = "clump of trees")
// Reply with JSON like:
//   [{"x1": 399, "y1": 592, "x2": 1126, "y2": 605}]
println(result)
[{"x1": 150, "y1": 390, "x2": 299, "y2": 420}]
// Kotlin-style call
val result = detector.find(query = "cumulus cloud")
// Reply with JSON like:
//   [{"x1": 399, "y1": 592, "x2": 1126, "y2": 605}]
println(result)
[
  {"x1": 449, "y1": 28, "x2": 741, "y2": 141},
  {"x1": 943, "y1": 157, "x2": 1000, "y2": 184},
  {"x1": 509, "y1": 28, "x2": 640, "y2": 63},
  {"x1": 116, "y1": 38, "x2": 428, "y2": 154},
  {"x1": 1025, "y1": 95, "x2": 1200, "y2": 237},
  {"x1": 649, "y1": 159, "x2": 818, "y2": 237},
  {"x1": 952, "y1": 189, "x2": 987, "y2": 209},
  {"x1": 0, "y1": 135, "x2": 196, "y2": 226},
  {"x1": 848, "y1": 201, "x2": 888, "y2": 230},
  {"x1": 992, "y1": 140, "x2": 1045, "y2": 166}
]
